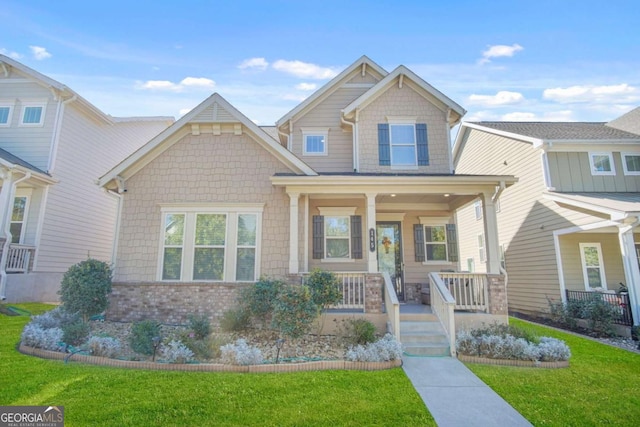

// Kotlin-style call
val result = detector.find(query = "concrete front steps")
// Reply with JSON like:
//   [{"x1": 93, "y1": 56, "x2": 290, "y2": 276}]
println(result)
[{"x1": 400, "y1": 309, "x2": 451, "y2": 357}]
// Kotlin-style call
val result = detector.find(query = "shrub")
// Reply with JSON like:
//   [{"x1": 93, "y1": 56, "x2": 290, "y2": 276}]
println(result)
[
  {"x1": 338, "y1": 318, "x2": 377, "y2": 345},
  {"x1": 161, "y1": 340, "x2": 195, "y2": 364},
  {"x1": 582, "y1": 296, "x2": 617, "y2": 336},
  {"x1": 62, "y1": 319, "x2": 90, "y2": 346},
  {"x1": 188, "y1": 314, "x2": 211, "y2": 340},
  {"x1": 470, "y1": 322, "x2": 539, "y2": 344},
  {"x1": 345, "y1": 334, "x2": 403, "y2": 362},
  {"x1": 88, "y1": 336, "x2": 122, "y2": 358},
  {"x1": 129, "y1": 320, "x2": 161, "y2": 355},
  {"x1": 241, "y1": 278, "x2": 285, "y2": 323},
  {"x1": 220, "y1": 308, "x2": 251, "y2": 332},
  {"x1": 59, "y1": 259, "x2": 112, "y2": 322},
  {"x1": 306, "y1": 269, "x2": 342, "y2": 310},
  {"x1": 537, "y1": 337, "x2": 572, "y2": 362},
  {"x1": 220, "y1": 339, "x2": 263, "y2": 365},
  {"x1": 29, "y1": 306, "x2": 79, "y2": 330},
  {"x1": 271, "y1": 285, "x2": 318, "y2": 339},
  {"x1": 20, "y1": 324, "x2": 63, "y2": 351}
]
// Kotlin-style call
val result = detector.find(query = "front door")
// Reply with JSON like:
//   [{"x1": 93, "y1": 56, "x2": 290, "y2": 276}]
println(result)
[{"x1": 377, "y1": 222, "x2": 404, "y2": 301}]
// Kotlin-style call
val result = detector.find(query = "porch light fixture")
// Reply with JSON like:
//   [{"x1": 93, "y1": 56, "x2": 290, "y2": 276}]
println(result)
[
  {"x1": 444, "y1": 194, "x2": 450, "y2": 197},
  {"x1": 390, "y1": 194, "x2": 396, "y2": 197}
]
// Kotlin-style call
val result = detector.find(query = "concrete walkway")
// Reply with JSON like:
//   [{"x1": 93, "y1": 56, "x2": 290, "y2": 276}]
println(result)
[{"x1": 402, "y1": 356, "x2": 532, "y2": 427}]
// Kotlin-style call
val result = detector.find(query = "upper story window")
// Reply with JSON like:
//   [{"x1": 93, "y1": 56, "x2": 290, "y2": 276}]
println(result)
[
  {"x1": 301, "y1": 128, "x2": 328, "y2": 156},
  {"x1": 588, "y1": 152, "x2": 615, "y2": 176},
  {"x1": 622, "y1": 153, "x2": 640, "y2": 176},
  {"x1": 0, "y1": 100, "x2": 15, "y2": 126},
  {"x1": 159, "y1": 205, "x2": 262, "y2": 282},
  {"x1": 20, "y1": 101, "x2": 46, "y2": 127},
  {"x1": 474, "y1": 200, "x2": 483, "y2": 220},
  {"x1": 378, "y1": 121, "x2": 429, "y2": 167}
]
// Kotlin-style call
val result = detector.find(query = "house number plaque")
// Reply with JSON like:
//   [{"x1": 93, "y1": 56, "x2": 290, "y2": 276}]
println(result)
[{"x1": 369, "y1": 228, "x2": 376, "y2": 252}]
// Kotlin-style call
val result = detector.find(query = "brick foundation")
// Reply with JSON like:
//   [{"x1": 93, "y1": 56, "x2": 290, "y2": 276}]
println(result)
[
  {"x1": 364, "y1": 274, "x2": 383, "y2": 313},
  {"x1": 487, "y1": 274, "x2": 508, "y2": 315}
]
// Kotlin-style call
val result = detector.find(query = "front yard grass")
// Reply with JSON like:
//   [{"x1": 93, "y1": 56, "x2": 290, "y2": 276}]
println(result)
[
  {"x1": 0, "y1": 303, "x2": 434, "y2": 427},
  {"x1": 466, "y1": 318, "x2": 640, "y2": 426}
]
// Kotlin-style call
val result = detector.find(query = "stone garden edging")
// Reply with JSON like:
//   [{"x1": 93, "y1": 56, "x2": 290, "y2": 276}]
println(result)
[
  {"x1": 19, "y1": 343, "x2": 401, "y2": 372},
  {"x1": 457, "y1": 353, "x2": 569, "y2": 368}
]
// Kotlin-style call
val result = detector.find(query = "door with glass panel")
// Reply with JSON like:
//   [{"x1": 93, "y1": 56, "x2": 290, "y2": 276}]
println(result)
[{"x1": 376, "y1": 222, "x2": 404, "y2": 301}]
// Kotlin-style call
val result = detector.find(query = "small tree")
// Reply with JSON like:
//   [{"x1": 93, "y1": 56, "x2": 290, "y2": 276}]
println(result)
[
  {"x1": 271, "y1": 285, "x2": 318, "y2": 339},
  {"x1": 59, "y1": 259, "x2": 112, "y2": 322},
  {"x1": 306, "y1": 269, "x2": 342, "y2": 334}
]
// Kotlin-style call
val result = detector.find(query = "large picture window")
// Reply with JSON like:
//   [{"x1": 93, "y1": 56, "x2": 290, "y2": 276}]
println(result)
[{"x1": 159, "y1": 205, "x2": 262, "y2": 282}]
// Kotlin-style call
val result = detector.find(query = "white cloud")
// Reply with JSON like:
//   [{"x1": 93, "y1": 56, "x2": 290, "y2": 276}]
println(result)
[
  {"x1": 500, "y1": 110, "x2": 574, "y2": 121},
  {"x1": 479, "y1": 44, "x2": 523, "y2": 64},
  {"x1": 281, "y1": 93, "x2": 308, "y2": 102},
  {"x1": 295, "y1": 82, "x2": 317, "y2": 91},
  {"x1": 178, "y1": 108, "x2": 192, "y2": 116},
  {"x1": 0, "y1": 48, "x2": 23, "y2": 59},
  {"x1": 138, "y1": 77, "x2": 215, "y2": 92},
  {"x1": 543, "y1": 84, "x2": 639, "y2": 103},
  {"x1": 272, "y1": 59, "x2": 338, "y2": 79},
  {"x1": 467, "y1": 91, "x2": 525, "y2": 106},
  {"x1": 238, "y1": 57, "x2": 269, "y2": 71},
  {"x1": 29, "y1": 45, "x2": 52, "y2": 60}
]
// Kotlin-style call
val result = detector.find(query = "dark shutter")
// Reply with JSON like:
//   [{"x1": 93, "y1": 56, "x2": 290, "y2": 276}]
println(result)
[
  {"x1": 446, "y1": 224, "x2": 458, "y2": 262},
  {"x1": 414, "y1": 224, "x2": 425, "y2": 262},
  {"x1": 378, "y1": 123, "x2": 390, "y2": 166},
  {"x1": 416, "y1": 123, "x2": 429, "y2": 166},
  {"x1": 312, "y1": 215, "x2": 324, "y2": 259},
  {"x1": 350, "y1": 215, "x2": 362, "y2": 259}
]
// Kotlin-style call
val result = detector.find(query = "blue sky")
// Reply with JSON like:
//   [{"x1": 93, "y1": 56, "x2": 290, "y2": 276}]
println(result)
[{"x1": 2, "y1": 0, "x2": 639, "y2": 125}]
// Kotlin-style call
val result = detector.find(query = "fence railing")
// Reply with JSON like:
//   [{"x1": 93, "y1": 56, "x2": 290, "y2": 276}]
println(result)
[
  {"x1": 4, "y1": 244, "x2": 36, "y2": 273},
  {"x1": 566, "y1": 289, "x2": 633, "y2": 326},
  {"x1": 439, "y1": 272, "x2": 489, "y2": 312},
  {"x1": 382, "y1": 272, "x2": 400, "y2": 338},
  {"x1": 429, "y1": 272, "x2": 456, "y2": 356}
]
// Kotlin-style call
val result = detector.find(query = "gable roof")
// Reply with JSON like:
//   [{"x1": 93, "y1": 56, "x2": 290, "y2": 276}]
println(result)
[
  {"x1": 342, "y1": 65, "x2": 466, "y2": 126},
  {"x1": 98, "y1": 93, "x2": 316, "y2": 188},
  {"x1": 468, "y1": 121, "x2": 640, "y2": 141},
  {"x1": 606, "y1": 106, "x2": 640, "y2": 135},
  {"x1": 0, "y1": 147, "x2": 56, "y2": 183},
  {"x1": 275, "y1": 56, "x2": 388, "y2": 128}
]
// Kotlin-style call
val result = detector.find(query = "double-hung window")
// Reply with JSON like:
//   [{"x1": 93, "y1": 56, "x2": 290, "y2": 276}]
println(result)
[
  {"x1": 0, "y1": 100, "x2": 14, "y2": 126},
  {"x1": 390, "y1": 124, "x2": 417, "y2": 166},
  {"x1": 588, "y1": 152, "x2": 615, "y2": 176},
  {"x1": 312, "y1": 207, "x2": 363, "y2": 261},
  {"x1": 378, "y1": 120, "x2": 429, "y2": 167},
  {"x1": 622, "y1": 153, "x2": 640, "y2": 175},
  {"x1": 10, "y1": 196, "x2": 29, "y2": 244},
  {"x1": 414, "y1": 217, "x2": 458, "y2": 264},
  {"x1": 478, "y1": 234, "x2": 486, "y2": 263},
  {"x1": 302, "y1": 128, "x2": 328, "y2": 156},
  {"x1": 579, "y1": 243, "x2": 607, "y2": 290},
  {"x1": 474, "y1": 200, "x2": 483, "y2": 220},
  {"x1": 159, "y1": 205, "x2": 262, "y2": 282}
]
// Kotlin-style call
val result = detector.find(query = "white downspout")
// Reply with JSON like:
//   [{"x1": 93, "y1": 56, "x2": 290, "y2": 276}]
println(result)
[
  {"x1": 105, "y1": 189, "x2": 124, "y2": 269},
  {"x1": 48, "y1": 95, "x2": 76, "y2": 173},
  {"x1": 618, "y1": 217, "x2": 640, "y2": 326},
  {"x1": 341, "y1": 113, "x2": 356, "y2": 172},
  {"x1": 0, "y1": 171, "x2": 32, "y2": 299}
]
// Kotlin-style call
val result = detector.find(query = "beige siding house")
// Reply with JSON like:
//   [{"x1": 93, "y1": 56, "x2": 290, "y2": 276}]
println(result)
[
  {"x1": 453, "y1": 117, "x2": 640, "y2": 327},
  {"x1": 0, "y1": 54, "x2": 173, "y2": 302},
  {"x1": 100, "y1": 56, "x2": 516, "y2": 340}
]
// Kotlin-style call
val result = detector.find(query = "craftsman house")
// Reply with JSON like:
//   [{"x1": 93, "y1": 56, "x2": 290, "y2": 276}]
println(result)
[{"x1": 0, "y1": 54, "x2": 173, "y2": 301}]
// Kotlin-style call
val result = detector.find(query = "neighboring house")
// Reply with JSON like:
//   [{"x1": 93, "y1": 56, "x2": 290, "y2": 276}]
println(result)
[
  {"x1": 453, "y1": 111, "x2": 640, "y2": 327},
  {"x1": 99, "y1": 56, "x2": 516, "y2": 328},
  {"x1": 0, "y1": 54, "x2": 173, "y2": 302}
]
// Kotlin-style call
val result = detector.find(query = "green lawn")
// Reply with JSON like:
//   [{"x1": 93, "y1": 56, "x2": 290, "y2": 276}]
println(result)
[
  {"x1": 0, "y1": 304, "x2": 434, "y2": 427},
  {"x1": 466, "y1": 318, "x2": 640, "y2": 426}
]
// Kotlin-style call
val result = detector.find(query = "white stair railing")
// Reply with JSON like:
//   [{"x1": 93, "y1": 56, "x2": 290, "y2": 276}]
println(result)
[
  {"x1": 5, "y1": 244, "x2": 35, "y2": 273},
  {"x1": 428, "y1": 272, "x2": 456, "y2": 356},
  {"x1": 439, "y1": 272, "x2": 489, "y2": 312},
  {"x1": 382, "y1": 272, "x2": 400, "y2": 338}
]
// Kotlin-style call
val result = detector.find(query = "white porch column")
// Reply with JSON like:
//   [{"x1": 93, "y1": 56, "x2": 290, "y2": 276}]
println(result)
[
  {"x1": 288, "y1": 192, "x2": 300, "y2": 274},
  {"x1": 481, "y1": 192, "x2": 501, "y2": 274},
  {"x1": 618, "y1": 221, "x2": 640, "y2": 326},
  {"x1": 366, "y1": 192, "x2": 377, "y2": 273}
]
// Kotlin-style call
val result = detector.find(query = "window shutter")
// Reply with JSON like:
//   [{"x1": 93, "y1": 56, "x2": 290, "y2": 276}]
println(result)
[
  {"x1": 446, "y1": 224, "x2": 458, "y2": 262},
  {"x1": 416, "y1": 123, "x2": 429, "y2": 166},
  {"x1": 414, "y1": 224, "x2": 425, "y2": 262},
  {"x1": 312, "y1": 215, "x2": 324, "y2": 259},
  {"x1": 378, "y1": 124, "x2": 390, "y2": 166},
  {"x1": 350, "y1": 215, "x2": 362, "y2": 259}
]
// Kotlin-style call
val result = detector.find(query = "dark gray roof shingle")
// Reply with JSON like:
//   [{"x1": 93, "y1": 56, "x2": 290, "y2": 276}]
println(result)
[
  {"x1": 470, "y1": 122, "x2": 640, "y2": 141},
  {"x1": 0, "y1": 147, "x2": 49, "y2": 175}
]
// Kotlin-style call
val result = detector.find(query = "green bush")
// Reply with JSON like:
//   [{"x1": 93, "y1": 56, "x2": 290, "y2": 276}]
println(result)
[
  {"x1": 582, "y1": 296, "x2": 617, "y2": 336},
  {"x1": 59, "y1": 259, "x2": 112, "y2": 322},
  {"x1": 471, "y1": 322, "x2": 539, "y2": 344},
  {"x1": 272, "y1": 285, "x2": 318, "y2": 339},
  {"x1": 241, "y1": 278, "x2": 285, "y2": 322},
  {"x1": 129, "y1": 320, "x2": 161, "y2": 355},
  {"x1": 62, "y1": 319, "x2": 90, "y2": 346},
  {"x1": 188, "y1": 314, "x2": 211, "y2": 340},
  {"x1": 306, "y1": 270, "x2": 342, "y2": 310},
  {"x1": 220, "y1": 308, "x2": 250, "y2": 332},
  {"x1": 338, "y1": 318, "x2": 377, "y2": 345}
]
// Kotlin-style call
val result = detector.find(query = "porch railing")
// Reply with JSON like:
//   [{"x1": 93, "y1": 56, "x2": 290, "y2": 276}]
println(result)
[
  {"x1": 310, "y1": 272, "x2": 365, "y2": 311},
  {"x1": 428, "y1": 272, "x2": 456, "y2": 356},
  {"x1": 382, "y1": 272, "x2": 400, "y2": 338},
  {"x1": 566, "y1": 290, "x2": 633, "y2": 326},
  {"x1": 3, "y1": 244, "x2": 36, "y2": 273},
  {"x1": 439, "y1": 272, "x2": 489, "y2": 312}
]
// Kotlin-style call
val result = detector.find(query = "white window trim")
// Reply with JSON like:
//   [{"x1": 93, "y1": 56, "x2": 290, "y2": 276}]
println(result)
[
  {"x1": 621, "y1": 152, "x2": 640, "y2": 176},
  {"x1": 0, "y1": 99, "x2": 15, "y2": 126},
  {"x1": 10, "y1": 194, "x2": 30, "y2": 244},
  {"x1": 301, "y1": 127, "x2": 329, "y2": 156},
  {"x1": 157, "y1": 204, "x2": 263, "y2": 282},
  {"x1": 19, "y1": 100, "x2": 47, "y2": 127},
  {"x1": 474, "y1": 200, "x2": 483, "y2": 220},
  {"x1": 467, "y1": 257, "x2": 475, "y2": 273},
  {"x1": 579, "y1": 242, "x2": 607, "y2": 290},
  {"x1": 419, "y1": 216, "x2": 453, "y2": 265},
  {"x1": 588, "y1": 152, "x2": 616, "y2": 176},
  {"x1": 478, "y1": 233, "x2": 486, "y2": 263},
  {"x1": 318, "y1": 206, "x2": 355, "y2": 261},
  {"x1": 389, "y1": 122, "x2": 418, "y2": 168}
]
